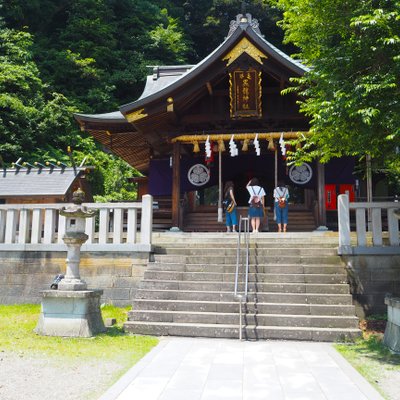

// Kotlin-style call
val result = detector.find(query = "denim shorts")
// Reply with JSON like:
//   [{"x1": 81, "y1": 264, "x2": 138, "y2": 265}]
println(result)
[
  {"x1": 274, "y1": 201, "x2": 288, "y2": 224},
  {"x1": 225, "y1": 208, "x2": 238, "y2": 226}
]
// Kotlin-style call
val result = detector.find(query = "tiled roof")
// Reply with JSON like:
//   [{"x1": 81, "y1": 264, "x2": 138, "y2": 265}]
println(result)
[{"x1": 0, "y1": 168, "x2": 82, "y2": 197}]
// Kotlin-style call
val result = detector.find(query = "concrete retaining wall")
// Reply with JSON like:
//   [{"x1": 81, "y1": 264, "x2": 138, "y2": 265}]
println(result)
[
  {"x1": 342, "y1": 255, "x2": 400, "y2": 318},
  {"x1": 0, "y1": 251, "x2": 148, "y2": 307}
]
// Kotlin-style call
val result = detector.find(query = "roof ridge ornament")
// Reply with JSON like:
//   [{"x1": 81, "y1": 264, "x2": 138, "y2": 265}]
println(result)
[{"x1": 227, "y1": 13, "x2": 261, "y2": 37}]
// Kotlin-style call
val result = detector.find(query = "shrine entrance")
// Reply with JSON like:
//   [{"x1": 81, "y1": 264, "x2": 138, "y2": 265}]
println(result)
[{"x1": 75, "y1": 13, "x2": 337, "y2": 232}]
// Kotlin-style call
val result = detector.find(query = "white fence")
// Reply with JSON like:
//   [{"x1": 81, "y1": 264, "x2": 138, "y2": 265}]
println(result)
[
  {"x1": 338, "y1": 194, "x2": 400, "y2": 255},
  {"x1": 0, "y1": 195, "x2": 153, "y2": 252}
]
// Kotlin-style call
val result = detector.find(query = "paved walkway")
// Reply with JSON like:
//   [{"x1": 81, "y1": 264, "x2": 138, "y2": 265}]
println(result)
[{"x1": 99, "y1": 338, "x2": 384, "y2": 400}]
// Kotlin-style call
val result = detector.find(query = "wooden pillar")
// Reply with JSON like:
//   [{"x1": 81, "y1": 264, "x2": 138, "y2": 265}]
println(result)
[
  {"x1": 172, "y1": 142, "x2": 181, "y2": 229},
  {"x1": 316, "y1": 161, "x2": 327, "y2": 228},
  {"x1": 218, "y1": 148, "x2": 223, "y2": 223},
  {"x1": 366, "y1": 154, "x2": 373, "y2": 231}
]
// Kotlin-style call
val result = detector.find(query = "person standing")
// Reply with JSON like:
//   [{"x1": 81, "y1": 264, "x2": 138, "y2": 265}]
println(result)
[
  {"x1": 246, "y1": 178, "x2": 266, "y2": 233},
  {"x1": 273, "y1": 181, "x2": 289, "y2": 232},
  {"x1": 223, "y1": 181, "x2": 238, "y2": 232}
]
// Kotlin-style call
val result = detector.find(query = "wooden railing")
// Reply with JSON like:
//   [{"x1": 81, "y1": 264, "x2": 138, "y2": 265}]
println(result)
[
  {"x1": 0, "y1": 195, "x2": 153, "y2": 252},
  {"x1": 338, "y1": 194, "x2": 400, "y2": 255}
]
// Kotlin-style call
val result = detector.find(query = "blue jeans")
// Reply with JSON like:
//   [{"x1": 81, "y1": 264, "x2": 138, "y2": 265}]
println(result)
[
  {"x1": 274, "y1": 202, "x2": 288, "y2": 224},
  {"x1": 226, "y1": 208, "x2": 238, "y2": 227}
]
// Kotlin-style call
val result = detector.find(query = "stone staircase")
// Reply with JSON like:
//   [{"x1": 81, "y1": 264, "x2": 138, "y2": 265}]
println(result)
[{"x1": 124, "y1": 233, "x2": 361, "y2": 341}]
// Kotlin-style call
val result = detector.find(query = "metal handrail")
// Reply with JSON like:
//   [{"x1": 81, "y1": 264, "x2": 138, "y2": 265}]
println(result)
[{"x1": 234, "y1": 215, "x2": 250, "y2": 340}]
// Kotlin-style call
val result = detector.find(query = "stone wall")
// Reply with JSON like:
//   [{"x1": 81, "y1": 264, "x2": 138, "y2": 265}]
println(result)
[
  {"x1": 342, "y1": 254, "x2": 400, "y2": 318},
  {"x1": 0, "y1": 251, "x2": 148, "y2": 306}
]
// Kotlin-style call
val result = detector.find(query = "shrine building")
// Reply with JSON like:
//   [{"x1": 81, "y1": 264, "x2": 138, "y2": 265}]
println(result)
[{"x1": 74, "y1": 13, "x2": 359, "y2": 232}]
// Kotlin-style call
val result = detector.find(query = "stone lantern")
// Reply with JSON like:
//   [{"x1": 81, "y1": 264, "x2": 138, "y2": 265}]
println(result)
[
  {"x1": 57, "y1": 188, "x2": 95, "y2": 291},
  {"x1": 35, "y1": 188, "x2": 105, "y2": 337}
]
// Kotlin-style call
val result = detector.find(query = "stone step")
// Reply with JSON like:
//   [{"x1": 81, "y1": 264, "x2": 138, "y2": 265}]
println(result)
[
  {"x1": 148, "y1": 263, "x2": 346, "y2": 275},
  {"x1": 139, "y1": 280, "x2": 350, "y2": 294},
  {"x1": 153, "y1": 254, "x2": 342, "y2": 265},
  {"x1": 128, "y1": 310, "x2": 359, "y2": 329},
  {"x1": 152, "y1": 232, "x2": 339, "y2": 243},
  {"x1": 154, "y1": 247, "x2": 338, "y2": 256},
  {"x1": 131, "y1": 299, "x2": 357, "y2": 315},
  {"x1": 123, "y1": 321, "x2": 361, "y2": 341},
  {"x1": 135, "y1": 289, "x2": 354, "y2": 304},
  {"x1": 153, "y1": 242, "x2": 338, "y2": 249},
  {"x1": 145, "y1": 270, "x2": 347, "y2": 284}
]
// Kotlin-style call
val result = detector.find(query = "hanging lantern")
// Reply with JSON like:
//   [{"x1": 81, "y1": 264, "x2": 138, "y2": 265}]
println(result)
[
  {"x1": 193, "y1": 141, "x2": 200, "y2": 153},
  {"x1": 218, "y1": 139, "x2": 226, "y2": 152},
  {"x1": 242, "y1": 139, "x2": 249, "y2": 152},
  {"x1": 268, "y1": 136, "x2": 275, "y2": 151}
]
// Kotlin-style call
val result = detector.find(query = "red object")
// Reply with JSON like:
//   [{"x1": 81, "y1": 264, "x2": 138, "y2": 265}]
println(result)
[
  {"x1": 339, "y1": 184, "x2": 355, "y2": 202},
  {"x1": 325, "y1": 184, "x2": 337, "y2": 210}
]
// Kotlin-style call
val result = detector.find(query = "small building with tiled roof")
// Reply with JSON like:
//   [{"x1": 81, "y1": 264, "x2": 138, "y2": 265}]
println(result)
[{"x1": 0, "y1": 167, "x2": 92, "y2": 204}]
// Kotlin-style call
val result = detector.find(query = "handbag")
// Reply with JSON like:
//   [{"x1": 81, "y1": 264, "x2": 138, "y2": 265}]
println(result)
[
  {"x1": 250, "y1": 187, "x2": 263, "y2": 208},
  {"x1": 226, "y1": 202, "x2": 235, "y2": 213},
  {"x1": 277, "y1": 187, "x2": 287, "y2": 208}
]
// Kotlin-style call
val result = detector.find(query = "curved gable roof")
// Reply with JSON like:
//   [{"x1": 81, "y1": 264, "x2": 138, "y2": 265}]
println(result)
[{"x1": 119, "y1": 15, "x2": 308, "y2": 116}]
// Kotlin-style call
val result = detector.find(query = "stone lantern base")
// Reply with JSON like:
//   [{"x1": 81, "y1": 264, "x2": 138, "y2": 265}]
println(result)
[
  {"x1": 384, "y1": 296, "x2": 400, "y2": 354},
  {"x1": 35, "y1": 290, "x2": 106, "y2": 337}
]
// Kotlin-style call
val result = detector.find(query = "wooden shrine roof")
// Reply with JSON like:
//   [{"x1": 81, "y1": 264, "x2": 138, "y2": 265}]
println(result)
[{"x1": 74, "y1": 13, "x2": 309, "y2": 173}]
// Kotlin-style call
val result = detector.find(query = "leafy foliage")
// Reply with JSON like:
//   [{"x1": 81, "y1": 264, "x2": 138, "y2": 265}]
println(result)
[{"x1": 271, "y1": 0, "x2": 400, "y2": 175}]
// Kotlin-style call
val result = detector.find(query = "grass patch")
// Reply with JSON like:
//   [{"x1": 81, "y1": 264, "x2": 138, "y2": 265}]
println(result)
[
  {"x1": 335, "y1": 334, "x2": 400, "y2": 399},
  {"x1": 0, "y1": 303, "x2": 158, "y2": 364}
]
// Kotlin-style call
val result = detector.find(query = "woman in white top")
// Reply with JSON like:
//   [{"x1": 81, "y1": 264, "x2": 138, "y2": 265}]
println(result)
[
  {"x1": 273, "y1": 180, "x2": 289, "y2": 232},
  {"x1": 246, "y1": 178, "x2": 266, "y2": 233}
]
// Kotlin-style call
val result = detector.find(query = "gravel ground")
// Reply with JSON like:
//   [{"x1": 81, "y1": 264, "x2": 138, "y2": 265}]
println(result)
[
  {"x1": 0, "y1": 350, "x2": 123, "y2": 400},
  {"x1": 379, "y1": 369, "x2": 400, "y2": 400}
]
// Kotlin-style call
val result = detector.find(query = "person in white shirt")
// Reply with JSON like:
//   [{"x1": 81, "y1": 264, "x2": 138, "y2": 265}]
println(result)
[
  {"x1": 246, "y1": 178, "x2": 266, "y2": 233},
  {"x1": 273, "y1": 181, "x2": 289, "y2": 232}
]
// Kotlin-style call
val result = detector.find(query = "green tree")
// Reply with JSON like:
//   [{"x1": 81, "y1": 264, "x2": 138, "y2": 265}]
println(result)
[
  {"x1": 0, "y1": 27, "x2": 75, "y2": 162},
  {"x1": 271, "y1": 0, "x2": 400, "y2": 174},
  {"x1": 163, "y1": 0, "x2": 288, "y2": 62}
]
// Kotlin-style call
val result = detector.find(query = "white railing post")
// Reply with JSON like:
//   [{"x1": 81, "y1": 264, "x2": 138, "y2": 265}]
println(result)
[
  {"x1": 140, "y1": 194, "x2": 153, "y2": 246},
  {"x1": 388, "y1": 208, "x2": 400, "y2": 246},
  {"x1": 98, "y1": 208, "x2": 109, "y2": 244},
  {"x1": 5, "y1": 209, "x2": 17, "y2": 244},
  {"x1": 338, "y1": 194, "x2": 351, "y2": 252},
  {"x1": 355, "y1": 208, "x2": 367, "y2": 247},
  {"x1": 126, "y1": 208, "x2": 137, "y2": 244},
  {"x1": 371, "y1": 208, "x2": 383, "y2": 246},
  {"x1": 43, "y1": 208, "x2": 56, "y2": 244},
  {"x1": 0, "y1": 209, "x2": 7, "y2": 243},
  {"x1": 18, "y1": 209, "x2": 31, "y2": 244},
  {"x1": 85, "y1": 217, "x2": 96, "y2": 244},
  {"x1": 113, "y1": 207, "x2": 124, "y2": 244},
  {"x1": 31, "y1": 208, "x2": 42, "y2": 244},
  {"x1": 58, "y1": 214, "x2": 67, "y2": 244}
]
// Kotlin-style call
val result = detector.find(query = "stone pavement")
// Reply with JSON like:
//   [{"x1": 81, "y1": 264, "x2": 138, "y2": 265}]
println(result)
[{"x1": 99, "y1": 338, "x2": 384, "y2": 400}]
